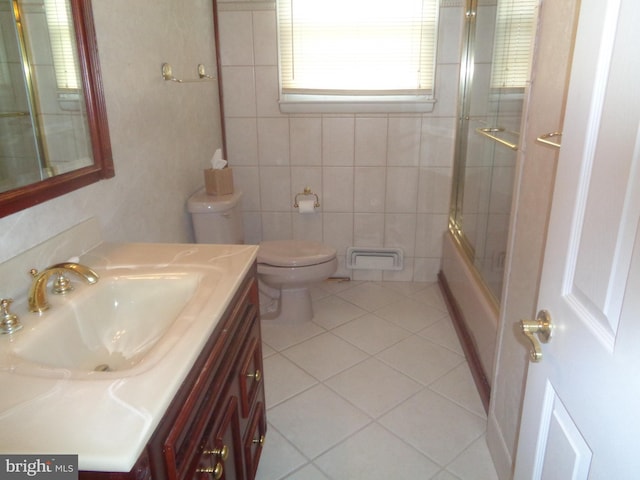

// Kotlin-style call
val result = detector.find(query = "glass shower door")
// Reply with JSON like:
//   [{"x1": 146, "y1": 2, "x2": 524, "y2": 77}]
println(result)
[
  {"x1": 0, "y1": 1, "x2": 45, "y2": 191},
  {"x1": 450, "y1": 0, "x2": 537, "y2": 303}
]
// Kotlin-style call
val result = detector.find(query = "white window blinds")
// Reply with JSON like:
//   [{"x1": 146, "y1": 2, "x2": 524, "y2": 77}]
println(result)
[
  {"x1": 277, "y1": 0, "x2": 439, "y2": 96},
  {"x1": 44, "y1": 0, "x2": 80, "y2": 90},
  {"x1": 490, "y1": 0, "x2": 538, "y2": 89}
]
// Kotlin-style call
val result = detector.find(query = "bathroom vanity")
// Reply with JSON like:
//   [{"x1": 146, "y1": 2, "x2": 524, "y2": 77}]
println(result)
[
  {"x1": 0, "y1": 240, "x2": 266, "y2": 480},
  {"x1": 144, "y1": 263, "x2": 266, "y2": 480}
]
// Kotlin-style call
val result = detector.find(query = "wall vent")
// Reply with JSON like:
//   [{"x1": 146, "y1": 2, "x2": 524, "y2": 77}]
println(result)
[{"x1": 346, "y1": 247, "x2": 404, "y2": 271}]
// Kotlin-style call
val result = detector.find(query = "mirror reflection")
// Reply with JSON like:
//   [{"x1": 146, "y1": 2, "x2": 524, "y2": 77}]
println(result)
[{"x1": 0, "y1": 0, "x2": 93, "y2": 194}]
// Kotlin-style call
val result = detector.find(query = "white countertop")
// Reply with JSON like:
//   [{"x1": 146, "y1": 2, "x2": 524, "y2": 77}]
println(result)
[{"x1": 0, "y1": 242, "x2": 258, "y2": 472}]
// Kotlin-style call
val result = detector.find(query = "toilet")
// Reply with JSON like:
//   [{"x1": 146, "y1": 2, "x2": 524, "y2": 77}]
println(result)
[{"x1": 187, "y1": 188, "x2": 337, "y2": 322}]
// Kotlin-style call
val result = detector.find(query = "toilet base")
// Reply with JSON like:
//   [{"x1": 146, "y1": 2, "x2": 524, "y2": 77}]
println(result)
[{"x1": 260, "y1": 286, "x2": 314, "y2": 323}]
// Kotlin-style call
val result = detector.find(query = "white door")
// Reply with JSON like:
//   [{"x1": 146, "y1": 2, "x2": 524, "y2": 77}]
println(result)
[{"x1": 513, "y1": 0, "x2": 640, "y2": 478}]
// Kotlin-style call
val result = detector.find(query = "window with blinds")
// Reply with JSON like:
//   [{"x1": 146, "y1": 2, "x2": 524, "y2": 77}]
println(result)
[
  {"x1": 44, "y1": 0, "x2": 80, "y2": 90},
  {"x1": 276, "y1": 0, "x2": 439, "y2": 112},
  {"x1": 490, "y1": 0, "x2": 538, "y2": 89}
]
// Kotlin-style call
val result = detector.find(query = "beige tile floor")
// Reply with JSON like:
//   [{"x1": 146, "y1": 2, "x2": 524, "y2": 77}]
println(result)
[{"x1": 256, "y1": 280, "x2": 499, "y2": 480}]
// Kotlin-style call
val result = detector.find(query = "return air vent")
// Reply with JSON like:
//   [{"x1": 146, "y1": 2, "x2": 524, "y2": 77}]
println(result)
[{"x1": 346, "y1": 247, "x2": 404, "y2": 271}]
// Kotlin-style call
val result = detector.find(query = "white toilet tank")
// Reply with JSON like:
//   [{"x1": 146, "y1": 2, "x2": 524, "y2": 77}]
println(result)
[{"x1": 187, "y1": 188, "x2": 244, "y2": 244}]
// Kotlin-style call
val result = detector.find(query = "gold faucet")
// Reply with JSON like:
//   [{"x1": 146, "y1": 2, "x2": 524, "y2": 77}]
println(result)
[{"x1": 28, "y1": 263, "x2": 99, "y2": 313}]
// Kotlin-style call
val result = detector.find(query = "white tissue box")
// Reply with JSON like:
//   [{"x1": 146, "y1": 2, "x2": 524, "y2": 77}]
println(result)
[{"x1": 204, "y1": 167, "x2": 234, "y2": 195}]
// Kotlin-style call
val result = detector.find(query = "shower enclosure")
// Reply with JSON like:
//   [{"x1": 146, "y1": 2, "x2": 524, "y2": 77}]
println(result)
[
  {"x1": 0, "y1": 0, "x2": 93, "y2": 194},
  {"x1": 450, "y1": 0, "x2": 537, "y2": 304},
  {"x1": 442, "y1": 0, "x2": 537, "y2": 393},
  {"x1": 0, "y1": 0, "x2": 46, "y2": 190}
]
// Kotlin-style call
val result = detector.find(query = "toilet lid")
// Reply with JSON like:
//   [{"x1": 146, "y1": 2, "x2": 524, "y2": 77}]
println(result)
[{"x1": 258, "y1": 240, "x2": 336, "y2": 267}]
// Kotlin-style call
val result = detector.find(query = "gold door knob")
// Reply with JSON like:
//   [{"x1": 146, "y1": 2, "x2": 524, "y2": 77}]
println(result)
[
  {"x1": 196, "y1": 462, "x2": 223, "y2": 480},
  {"x1": 204, "y1": 445, "x2": 229, "y2": 461},
  {"x1": 520, "y1": 310, "x2": 553, "y2": 362},
  {"x1": 246, "y1": 369, "x2": 261, "y2": 382}
]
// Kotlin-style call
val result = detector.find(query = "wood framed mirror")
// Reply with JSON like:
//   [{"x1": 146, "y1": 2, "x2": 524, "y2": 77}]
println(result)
[{"x1": 0, "y1": 0, "x2": 113, "y2": 218}]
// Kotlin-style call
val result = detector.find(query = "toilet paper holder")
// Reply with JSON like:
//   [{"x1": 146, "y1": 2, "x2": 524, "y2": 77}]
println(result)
[{"x1": 294, "y1": 187, "x2": 320, "y2": 208}]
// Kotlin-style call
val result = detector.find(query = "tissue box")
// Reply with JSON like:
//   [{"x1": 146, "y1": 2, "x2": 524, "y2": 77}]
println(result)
[{"x1": 204, "y1": 167, "x2": 234, "y2": 195}]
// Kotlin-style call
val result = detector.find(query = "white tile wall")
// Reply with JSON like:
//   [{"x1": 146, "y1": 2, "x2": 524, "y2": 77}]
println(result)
[{"x1": 218, "y1": 1, "x2": 463, "y2": 281}]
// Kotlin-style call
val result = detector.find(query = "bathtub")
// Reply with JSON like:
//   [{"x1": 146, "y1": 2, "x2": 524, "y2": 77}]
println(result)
[{"x1": 438, "y1": 230, "x2": 499, "y2": 411}]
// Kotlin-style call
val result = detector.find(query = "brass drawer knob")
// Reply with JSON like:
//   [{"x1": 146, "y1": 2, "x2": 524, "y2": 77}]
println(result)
[
  {"x1": 196, "y1": 462, "x2": 223, "y2": 480},
  {"x1": 204, "y1": 445, "x2": 229, "y2": 461},
  {"x1": 252, "y1": 434, "x2": 265, "y2": 446},
  {"x1": 246, "y1": 369, "x2": 261, "y2": 382}
]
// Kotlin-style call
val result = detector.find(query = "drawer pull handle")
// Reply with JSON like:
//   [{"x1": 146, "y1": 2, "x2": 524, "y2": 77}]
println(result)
[
  {"x1": 252, "y1": 434, "x2": 265, "y2": 446},
  {"x1": 246, "y1": 369, "x2": 261, "y2": 382},
  {"x1": 196, "y1": 462, "x2": 223, "y2": 479},
  {"x1": 204, "y1": 445, "x2": 229, "y2": 461}
]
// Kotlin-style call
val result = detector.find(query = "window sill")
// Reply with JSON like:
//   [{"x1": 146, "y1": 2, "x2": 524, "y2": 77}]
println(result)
[
  {"x1": 279, "y1": 94, "x2": 436, "y2": 114},
  {"x1": 57, "y1": 91, "x2": 82, "y2": 112}
]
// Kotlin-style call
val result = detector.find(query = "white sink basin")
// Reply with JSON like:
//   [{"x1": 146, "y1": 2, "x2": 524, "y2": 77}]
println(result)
[{"x1": 10, "y1": 271, "x2": 201, "y2": 375}]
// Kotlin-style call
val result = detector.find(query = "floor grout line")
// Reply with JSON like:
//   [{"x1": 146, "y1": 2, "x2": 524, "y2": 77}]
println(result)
[{"x1": 257, "y1": 280, "x2": 497, "y2": 480}]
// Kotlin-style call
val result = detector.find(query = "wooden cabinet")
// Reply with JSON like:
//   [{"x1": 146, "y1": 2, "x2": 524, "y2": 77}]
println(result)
[{"x1": 80, "y1": 264, "x2": 266, "y2": 480}]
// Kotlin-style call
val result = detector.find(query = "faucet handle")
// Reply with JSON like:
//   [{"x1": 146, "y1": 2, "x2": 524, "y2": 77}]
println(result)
[
  {"x1": 1, "y1": 298, "x2": 23, "y2": 334},
  {"x1": 52, "y1": 273, "x2": 74, "y2": 294},
  {"x1": 29, "y1": 267, "x2": 75, "y2": 295}
]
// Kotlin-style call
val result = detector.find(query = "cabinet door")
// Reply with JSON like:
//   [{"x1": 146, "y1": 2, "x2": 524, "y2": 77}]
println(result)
[
  {"x1": 243, "y1": 402, "x2": 267, "y2": 480},
  {"x1": 238, "y1": 315, "x2": 263, "y2": 418},
  {"x1": 196, "y1": 397, "x2": 244, "y2": 480}
]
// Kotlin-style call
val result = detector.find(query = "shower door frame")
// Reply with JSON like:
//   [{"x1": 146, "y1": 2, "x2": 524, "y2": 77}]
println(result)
[
  {"x1": 448, "y1": 0, "x2": 502, "y2": 310},
  {"x1": 448, "y1": 0, "x2": 534, "y2": 308}
]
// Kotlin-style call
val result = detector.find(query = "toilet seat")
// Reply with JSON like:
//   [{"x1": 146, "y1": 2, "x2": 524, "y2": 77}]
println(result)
[{"x1": 258, "y1": 240, "x2": 336, "y2": 267}]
